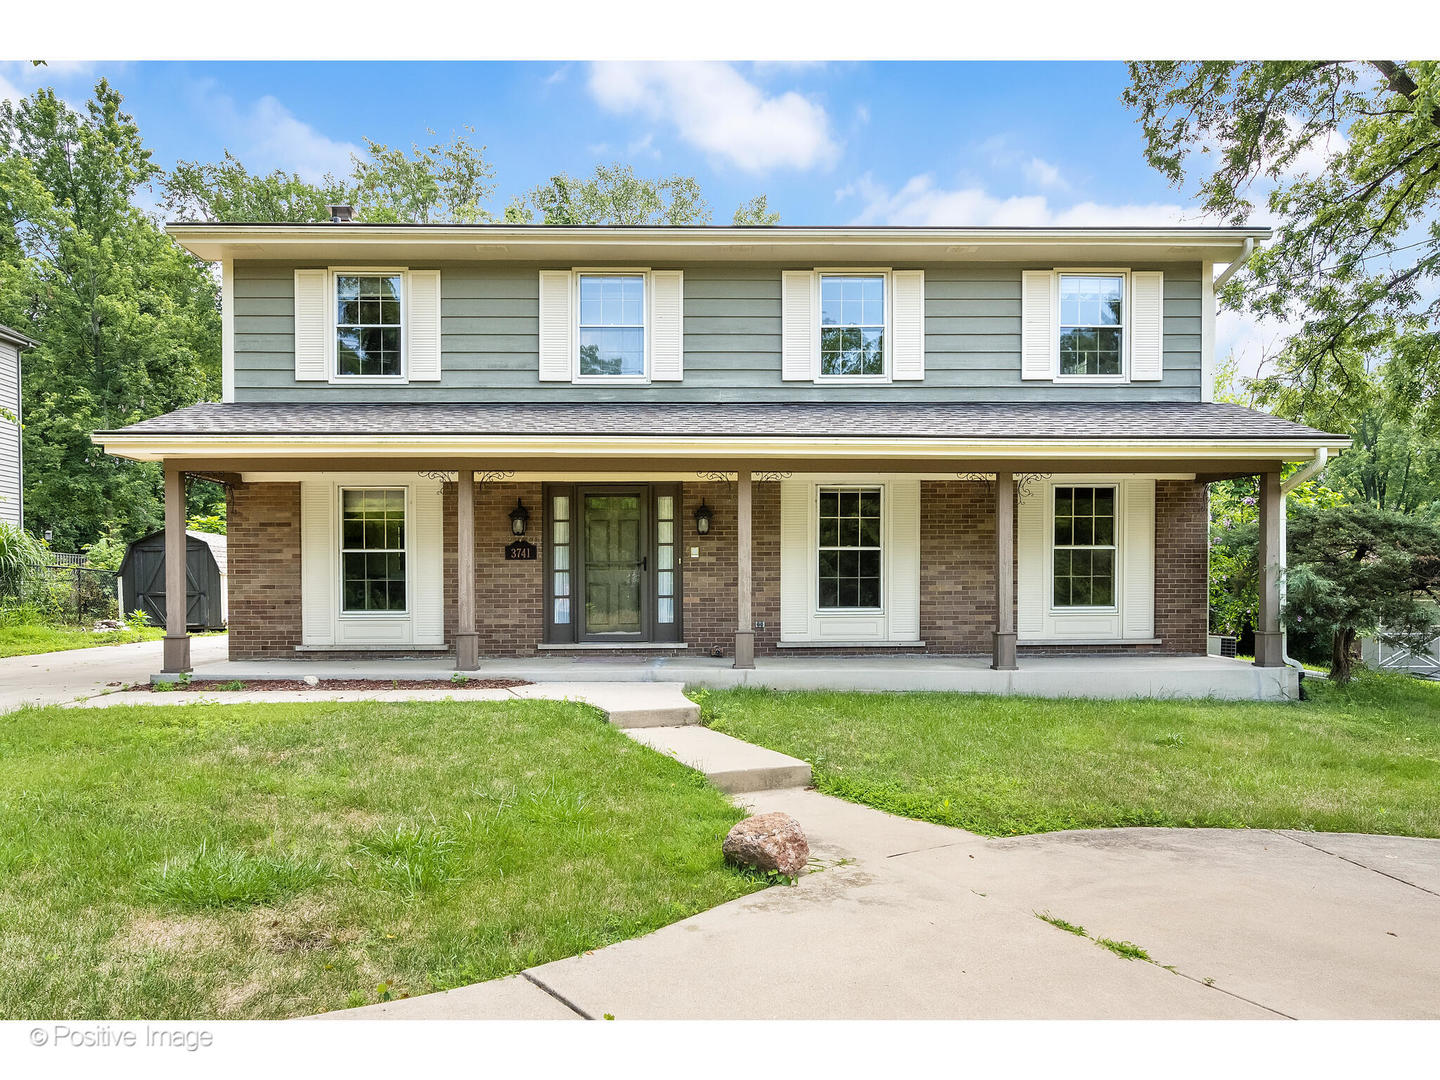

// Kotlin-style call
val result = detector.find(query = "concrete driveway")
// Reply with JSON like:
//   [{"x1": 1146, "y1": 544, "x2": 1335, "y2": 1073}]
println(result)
[
  {"x1": 0, "y1": 634, "x2": 230, "y2": 711},
  {"x1": 329, "y1": 785, "x2": 1440, "y2": 1020}
]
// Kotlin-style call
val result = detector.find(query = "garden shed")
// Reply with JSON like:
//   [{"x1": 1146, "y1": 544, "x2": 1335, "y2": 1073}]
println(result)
[{"x1": 120, "y1": 530, "x2": 228, "y2": 631}]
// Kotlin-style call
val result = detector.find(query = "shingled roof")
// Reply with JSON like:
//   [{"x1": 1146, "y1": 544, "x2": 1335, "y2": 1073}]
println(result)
[{"x1": 100, "y1": 401, "x2": 1339, "y2": 442}]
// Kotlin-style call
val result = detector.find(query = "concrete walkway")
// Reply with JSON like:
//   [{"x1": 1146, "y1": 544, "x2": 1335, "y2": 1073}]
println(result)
[
  {"x1": 0, "y1": 633, "x2": 231, "y2": 712},
  {"x1": 329, "y1": 787, "x2": 1440, "y2": 1020}
]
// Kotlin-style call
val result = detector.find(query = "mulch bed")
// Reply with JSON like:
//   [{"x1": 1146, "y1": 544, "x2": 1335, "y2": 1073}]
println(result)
[{"x1": 128, "y1": 678, "x2": 530, "y2": 692}]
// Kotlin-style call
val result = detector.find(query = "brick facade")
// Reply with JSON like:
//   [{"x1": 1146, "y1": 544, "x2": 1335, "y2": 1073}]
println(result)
[
  {"x1": 222, "y1": 475, "x2": 1210, "y2": 660},
  {"x1": 226, "y1": 481, "x2": 302, "y2": 659}
]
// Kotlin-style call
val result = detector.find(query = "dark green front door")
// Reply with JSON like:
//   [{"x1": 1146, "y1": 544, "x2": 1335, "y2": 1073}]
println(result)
[{"x1": 581, "y1": 489, "x2": 646, "y2": 639}]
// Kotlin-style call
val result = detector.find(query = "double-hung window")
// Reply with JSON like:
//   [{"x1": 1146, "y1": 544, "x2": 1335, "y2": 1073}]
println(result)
[
  {"x1": 1058, "y1": 273, "x2": 1124, "y2": 378},
  {"x1": 578, "y1": 273, "x2": 646, "y2": 378},
  {"x1": 335, "y1": 274, "x2": 404, "y2": 378},
  {"x1": 819, "y1": 274, "x2": 886, "y2": 377},
  {"x1": 1052, "y1": 485, "x2": 1116, "y2": 608},
  {"x1": 818, "y1": 487, "x2": 882, "y2": 609},
  {"x1": 340, "y1": 488, "x2": 407, "y2": 614}
]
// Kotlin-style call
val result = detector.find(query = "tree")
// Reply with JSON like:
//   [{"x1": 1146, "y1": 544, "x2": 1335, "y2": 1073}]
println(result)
[
  {"x1": 162, "y1": 128, "x2": 497, "y2": 224},
  {"x1": 1123, "y1": 62, "x2": 1440, "y2": 431},
  {"x1": 1284, "y1": 502, "x2": 1440, "y2": 682},
  {"x1": 733, "y1": 194, "x2": 781, "y2": 226},
  {"x1": 0, "y1": 80, "x2": 221, "y2": 549},
  {"x1": 507, "y1": 163, "x2": 713, "y2": 225}
]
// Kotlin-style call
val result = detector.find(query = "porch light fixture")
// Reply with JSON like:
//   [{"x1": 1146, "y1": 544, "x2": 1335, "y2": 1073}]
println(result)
[
  {"x1": 508, "y1": 498, "x2": 530, "y2": 536},
  {"x1": 693, "y1": 501, "x2": 713, "y2": 536}
]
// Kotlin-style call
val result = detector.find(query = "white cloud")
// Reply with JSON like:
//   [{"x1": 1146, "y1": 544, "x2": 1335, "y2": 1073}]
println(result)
[
  {"x1": 841, "y1": 172, "x2": 1195, "y2": 228},
  {"x1": 1275, "y1": 114, "x2": 1349, "y2": 178},
  {"x1": 1022, "y1": 156, "x2": 1066, "y2": 190},
  {"x1": 587, "y1": 61, "x2": 839, "y2": 174},
  {"x1": 191, "y1": 82, "x2": 362, "y2": 183}
]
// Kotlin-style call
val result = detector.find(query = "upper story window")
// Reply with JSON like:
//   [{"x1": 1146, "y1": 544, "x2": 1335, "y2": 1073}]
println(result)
[
  {"x1": 1058, "y1": 273, "x2": 1124, "y2": 378},
  {"x1": 819, "y1": 274, "x2": 886, "y2": 378},
  {"x1": 578, "y1": 273, "x2": 646, "y2": 378},
  {"x1": 336, "y1": 274, "x2": 404, "y2": 378}
]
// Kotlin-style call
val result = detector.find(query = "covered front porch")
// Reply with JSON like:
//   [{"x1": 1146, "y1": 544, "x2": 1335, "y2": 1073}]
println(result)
[{"x1": 168, "y1": 651, "x2": 1299, "y2": 701}]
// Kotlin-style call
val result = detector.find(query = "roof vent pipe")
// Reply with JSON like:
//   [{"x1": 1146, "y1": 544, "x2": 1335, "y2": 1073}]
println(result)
[{"x1": 327, "y1": 204, "x2": 355, "y2": 223}]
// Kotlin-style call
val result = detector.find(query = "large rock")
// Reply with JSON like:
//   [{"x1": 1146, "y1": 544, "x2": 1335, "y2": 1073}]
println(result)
[{"x1": 722, "y1": 812, "x2": 809, "y2": 877}]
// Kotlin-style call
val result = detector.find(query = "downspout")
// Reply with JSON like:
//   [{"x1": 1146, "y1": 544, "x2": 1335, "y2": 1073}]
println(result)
[
  {"x1": 1277, "y1": 448, "x2": 1330, "y2": 672},
  {"x1": 1213, "y1": 238, "x2": 1255, "y2": 292}
]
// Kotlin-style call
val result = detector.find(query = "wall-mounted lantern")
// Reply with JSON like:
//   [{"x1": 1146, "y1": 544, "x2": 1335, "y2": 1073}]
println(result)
[
  {"x1": 693, "y1": 500, "x2": 713, "y2": 536},
  {"x1": 508, "y1": 498, "x2": 530, "y2": 536}
]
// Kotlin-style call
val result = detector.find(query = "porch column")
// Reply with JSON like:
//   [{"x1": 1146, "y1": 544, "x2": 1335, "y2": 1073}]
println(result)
[
  {"x1": 992, "y1": 471, "x2": 1018, "y2": 670},
  {"x1": 455, "y1": 468, "x2": 479, "y2": 671},
  {"x1": 1255, "y1": 470, "x2": 1286, "y2": 667},
  {"x1": 162, "y1": 463, "x2": 191, "y2": 673},
  {"x1": 734, "y1": 465, "x2": 755, "y2": 669}
]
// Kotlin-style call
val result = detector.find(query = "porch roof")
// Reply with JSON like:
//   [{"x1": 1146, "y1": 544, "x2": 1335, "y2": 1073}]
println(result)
[
  {"x1": 94, "y1": 401, "x2": 1346, "y2": 471},
  {"x1": 101, "y1": 400, "x2": 1337, "y2": 441}
]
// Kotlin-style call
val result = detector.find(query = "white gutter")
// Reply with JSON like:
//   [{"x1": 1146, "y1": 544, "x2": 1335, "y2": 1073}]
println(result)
[
  {"x1": 1212, "y1": 238, "x2": 1255, "y2": 291},
  {"x1": 1281, "y1": 447, "x2": 1329, "y2": 494}
]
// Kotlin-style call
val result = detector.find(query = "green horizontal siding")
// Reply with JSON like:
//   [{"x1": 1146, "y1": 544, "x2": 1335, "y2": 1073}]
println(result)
[{"x1": 233, "y1": 259, "x2": 1205, "y2": 403}]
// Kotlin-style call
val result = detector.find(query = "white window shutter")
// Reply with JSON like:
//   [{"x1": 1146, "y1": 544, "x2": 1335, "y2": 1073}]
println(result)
[
  {"x1": 412, "y1": 483, "x2": 445, "y2": 644},
  {"x1": 293, "y1": 269, "x2": 330, "y2": 381},
  {"x1": 406, "y1": 270, "x2": 442, "y2": 381},
  {"x1": 781, "y1": 270, "x2": 817, "y2": 381},
  {"x1": 1122, "y1": 479, "x2": 1156, "y2": 637},
  {"x1": 779, "y1": 479, "x2": 812, "y2": 640},
  {"x1": 886, "y1": 479, "x2": 921, "y2": 639},
  {"x1": 1016, "y1": 482, "x2": 1046, "y2": 637},
  {"x1": 300, "y1": 481, "x2": 334, "y2": 645},
  {"x1": 1130, "y1": 271, "x2": 1164, "y2": 381},
  {"x1": 1020, "y1": 270, "x2": 1056, "y2": 381},
  {"x1": 538, "y1": 270, "x2": 573, "y2": 382},
  {"x1": 650, "y1": 270, "x2": 684, "y2": 381},
  {"x1": 891, "y1": 270, "x2": 925, "y2": 381}
]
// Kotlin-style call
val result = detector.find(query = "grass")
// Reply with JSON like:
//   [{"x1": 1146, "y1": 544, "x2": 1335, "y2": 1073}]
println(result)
[
  {"x1": 694, "y1": 672, "x2": 1440, "y2": 838},
  {"x1": 1035, "y1": 912, "x2": 1152, "y2": 962},
  {"x1": 0, "y1": 698, "x2": 762, "y2": 1019},
  {"x1": 0, "y1": 622, "x2": 164, "y2": 657},
  {"x1": 1035, "y1": 911, "x2": 1087, "y2": 936}
]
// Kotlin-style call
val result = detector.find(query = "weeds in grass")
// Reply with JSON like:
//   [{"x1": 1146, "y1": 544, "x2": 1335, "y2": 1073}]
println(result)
[
  {"x1": 450, "y1": 672, "x2": 469, "y2": 685},
  {"x1": 217, "y1": 680, "x2": 247, "y2": 691},
  {"x1": 142, "y1": 842, "x2": 329, "y2": 909},
  {"x1": 1096, "y1": 937, "x2": 1151, "y2": 961},
  {"x1": 1035, "y1": 911, "x2": 1087, "y2": 936},
  {"x1": 352, "y1": 824, "x2": 460, "y2": 898}
]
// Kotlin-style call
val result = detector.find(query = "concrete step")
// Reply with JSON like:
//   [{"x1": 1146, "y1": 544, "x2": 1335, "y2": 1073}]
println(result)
[
  {"x1": 509, "y1": 682, "x2": 700, "y2": 727},
  {"x1": 623, "y1": 725, "x2": 812, "y2": 794}
]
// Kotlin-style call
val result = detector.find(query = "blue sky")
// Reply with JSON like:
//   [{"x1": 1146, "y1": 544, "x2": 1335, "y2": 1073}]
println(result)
[
  {"x1": 1, "y1": 60, "x2": 1199, "y2": 227},
  {"x1": 2, "y1": 59, "x2": 1294, "y2": 371}
]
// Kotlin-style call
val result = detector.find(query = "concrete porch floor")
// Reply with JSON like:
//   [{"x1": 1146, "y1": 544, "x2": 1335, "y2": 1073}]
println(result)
[{"x1": 177, "y1": 651, "x2": 1299, "y2": 701}]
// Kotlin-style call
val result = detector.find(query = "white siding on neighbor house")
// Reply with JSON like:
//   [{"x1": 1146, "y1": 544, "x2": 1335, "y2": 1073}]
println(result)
[
  {"x1": 778, "y1": 474, "x2": 922, "y2": 644},
  {"x1": 299, "y1": 474, "x2": 444, "y2": 649},
  {"x1": 1016, "y1": 476, "x2": 1157, "y2": 643},
  {"x1": 0, "y1": 341, "x2": 20, "y2": 527}
]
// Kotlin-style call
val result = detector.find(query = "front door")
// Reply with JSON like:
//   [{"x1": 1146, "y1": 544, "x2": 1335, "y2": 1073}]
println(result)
[{"x1": 580, "y1": 487, "x2": 647, "y2": 640}]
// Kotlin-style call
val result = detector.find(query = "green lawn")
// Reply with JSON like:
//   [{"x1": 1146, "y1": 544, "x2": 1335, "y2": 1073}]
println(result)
[
  {"x1": 0, "y1": 622, "x2": 164, "y2": 657},
  {"x1": 0, "y1": 699, "x2": 761, "y2": 1020},
  {"x1": 695, "y1": 673, "x2": 1440, "y2": 838}
]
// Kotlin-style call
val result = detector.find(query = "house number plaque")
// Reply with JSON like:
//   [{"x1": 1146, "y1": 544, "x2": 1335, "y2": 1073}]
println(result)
[{"x1": 505, "y1": 540, "x2": 537, "y2": 561}]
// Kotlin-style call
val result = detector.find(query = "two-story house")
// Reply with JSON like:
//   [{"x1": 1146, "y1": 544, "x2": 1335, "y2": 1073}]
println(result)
[{"x1": 95, "y1": 220, "x2": 1347, "y2": 695}]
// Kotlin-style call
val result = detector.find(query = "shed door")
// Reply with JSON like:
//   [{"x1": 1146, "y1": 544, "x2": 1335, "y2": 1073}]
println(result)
[{"x1": 130, "y1": 540, "x2": 211, "y2": 629}]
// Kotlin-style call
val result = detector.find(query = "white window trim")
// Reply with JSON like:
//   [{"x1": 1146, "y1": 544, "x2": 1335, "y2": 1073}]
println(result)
[
  {"x1": 336, "y1": 484, "x2": 413, "y2": 620},
  {"x1": 572, "y1": 267, "x2": 652, "y2": 386},
  {"x1": 814, "y1": 267, "x2": 893, "y2": 384},
  {"x1": 1052, "y1": 267, "x2": 1130, "y2": 385},
  {"x1": 328, "y1": 266, "x2": 409, "y2": 386},
  {"x1": 812, "y1": 484, "x2": 886, "y2": 617},
  {"x1": 1047, "y1": 482, "x2": 1120, "y2": 616}
]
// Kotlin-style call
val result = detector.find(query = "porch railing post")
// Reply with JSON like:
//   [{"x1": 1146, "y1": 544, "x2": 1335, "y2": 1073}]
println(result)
[
  {"x1": 455, "y1": 467, "x2": 479, "y2": 671},
  {"x1": 162, "y1": 462, "x2": 191, "y2": 673},
  {"x1": 734, "y1": 465, "x2": 755, "y2": 669},
  {"x1": 992, "y1": 470, "x2": 1018, "y2": 671},
  {"x1": 1254, "y1": 470, "x2": 1286, "y2": 667}
]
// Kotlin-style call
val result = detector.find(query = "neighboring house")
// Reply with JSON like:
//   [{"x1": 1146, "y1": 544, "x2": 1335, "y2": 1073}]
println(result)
[
  {"x1": 0, "y1": 324, "x2": 36, "y2": 528},
  {"x1": 94, "y1": 220, "x2": 1349, "y2": 680}
]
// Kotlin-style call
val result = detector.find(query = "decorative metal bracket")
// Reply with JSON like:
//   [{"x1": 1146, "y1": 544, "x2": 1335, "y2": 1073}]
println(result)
[
  {"x1": 696, "y1": 470, "x2": 792, "y2": 483},
  {"x1": 1016, "y1": 472, "x2": 1051, "y2": 501},
  {"x1": 417, "y1": 470, "x2": 452, "y2": 495},
  {"x1": 753, "y1": 471, "x2": 792, "y2": 482},
  {"x1": 696, "y1": 471, "x2": 735, "y2": 483},
  {"x1": 477, "y1": 469, "x2": 516, "y2": 485}
]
